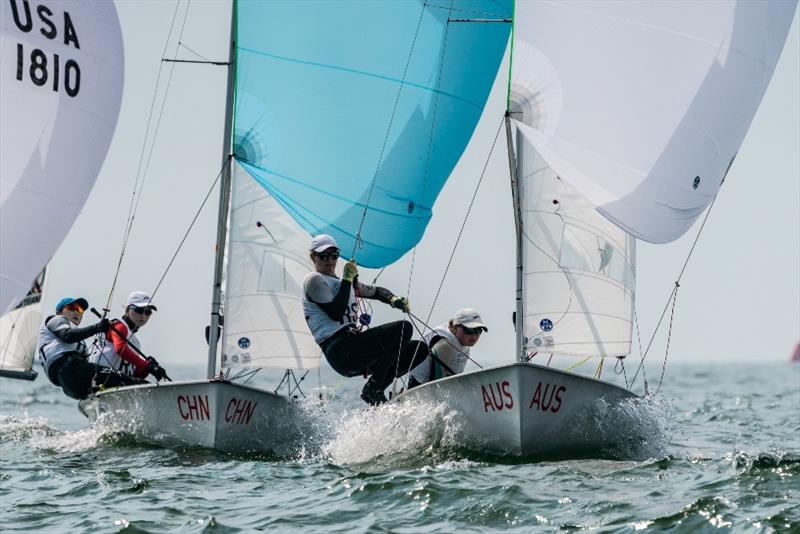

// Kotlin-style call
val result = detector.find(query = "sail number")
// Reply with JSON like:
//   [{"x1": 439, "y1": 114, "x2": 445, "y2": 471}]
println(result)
[
  {"x1": 9, "y1": 0, "x2": 83, "y2": 97},
  {"x1": 15, "y1": 43, "x2": 80, "y2": 97}
]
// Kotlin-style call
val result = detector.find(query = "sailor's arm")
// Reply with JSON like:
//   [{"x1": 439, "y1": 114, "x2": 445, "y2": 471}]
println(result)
[
  {"x1": 304, "y1": 272, "x2": 352, "y2": 320},
  {"x1": 48, "y1": 317, "x2": 109, "y2": 343},
  {"x1": 107, "y1": 321, "x2": 150, "y2": 378}
]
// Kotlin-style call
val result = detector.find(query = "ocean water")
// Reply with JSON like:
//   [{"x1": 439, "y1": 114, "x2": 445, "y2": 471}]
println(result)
[{"x1": 1, "y1": 361, "x2": 798, "y2": 533}]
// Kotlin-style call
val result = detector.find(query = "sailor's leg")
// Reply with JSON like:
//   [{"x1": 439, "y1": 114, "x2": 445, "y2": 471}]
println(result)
[{"x1": 57, "y1": 354, "x2": 99, "y2": 400}]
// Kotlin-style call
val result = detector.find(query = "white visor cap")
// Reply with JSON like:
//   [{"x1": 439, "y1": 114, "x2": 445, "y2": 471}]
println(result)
[
  {"x1": 310, "y1": 234, "x2": 339, "y2": 253},
  {"x1": 453, "y1": 308, "x2": 487, "y2": 331}
]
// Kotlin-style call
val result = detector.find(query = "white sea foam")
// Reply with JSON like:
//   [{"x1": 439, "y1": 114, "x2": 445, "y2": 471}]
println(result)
[{"x1": 318, "y1": 398, "x2": 461, "y2": 466}]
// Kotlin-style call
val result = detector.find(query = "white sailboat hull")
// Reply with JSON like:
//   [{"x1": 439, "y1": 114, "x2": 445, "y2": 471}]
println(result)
[
  {"x1": 78, "y1": 380, "x2": 307, "y2": 455},
  {"x1": 395, "y1": 362, "x2": 638, "y2": 457}
]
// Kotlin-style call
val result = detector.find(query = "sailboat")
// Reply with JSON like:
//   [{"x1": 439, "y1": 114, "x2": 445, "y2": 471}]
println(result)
[
  {"x1": 77, "y1": 0, "x2": 509, "y2": 454},
  {"x1": 0, "y1": 0, "x2": 124, "y2": 313},
  {"x1": 393, "y1": 0, "x2": 797, "y2": 456},
  {"x1": 0, "y1": 268, "x2": 46, "y2": 381}
]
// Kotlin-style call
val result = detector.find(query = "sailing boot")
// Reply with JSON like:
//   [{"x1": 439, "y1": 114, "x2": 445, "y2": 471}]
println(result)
[{"x1": 360, "y1": 379, "x2": 388, "y2": 406}]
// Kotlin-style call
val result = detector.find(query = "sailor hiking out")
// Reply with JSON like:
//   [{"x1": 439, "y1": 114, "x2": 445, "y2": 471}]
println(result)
[
  {"x1": 36, "y1": 297, "x2": 110, "y2": 399},
  {"x1": 303, "y1": 234, "x2": 428, "y2": 405},
  {"x1": 407, "y1": 308, "x2": 488, "y2": 389}
]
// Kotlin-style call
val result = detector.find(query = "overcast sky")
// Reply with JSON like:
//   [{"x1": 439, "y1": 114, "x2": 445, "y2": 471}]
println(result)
[{"x1": 43, "y1": 1, "x2": 799, "y2": 374}]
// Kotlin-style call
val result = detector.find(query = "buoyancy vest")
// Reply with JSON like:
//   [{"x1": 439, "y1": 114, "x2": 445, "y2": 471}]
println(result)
[
  {"x1": 37, "y1": 315, "x2": 87, "y2": 380},
  {"x1": 409, "y1": 324, "x2": 471, "y2": 384},
  {"x1": 302, "y1": 272, "x2": 358, "y2": 345},
  {"x1": 87, "y1": 318, "x2": 142, "y2": 376}
]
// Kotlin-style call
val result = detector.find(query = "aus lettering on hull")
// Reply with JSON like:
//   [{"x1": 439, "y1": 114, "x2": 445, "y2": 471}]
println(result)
[
  {"x1": 481, "y1": 380, "x2": 514, "y2": 413},
  {"x1": 528, "y1": 382, "x2": 566, "y2": 413}
]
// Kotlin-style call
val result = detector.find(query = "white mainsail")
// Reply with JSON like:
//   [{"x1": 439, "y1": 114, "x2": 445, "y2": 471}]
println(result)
[
  {"x1": 221, "y1": 162, "x2": 320, "y2": 371},
  {"x1": 517, "y1": 133, "x2": 635, "y2": 358},
  {"x1": 0, "y1": 0, "x2": 125, "y2": 312},
  {"x1": 511, "y1": 0, "x2": 797, "y2": 244},
  {"x1": 0, "y1": 268, "x2": 46, "y2": 379}
]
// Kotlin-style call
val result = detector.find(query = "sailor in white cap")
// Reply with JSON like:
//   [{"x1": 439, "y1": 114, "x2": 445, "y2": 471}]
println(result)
[
  {"x1": 407, "y1": 308, "x2": 488, "y2": 389},
  {"x1": 302, "y1": 234, "x2": 427, "y2": 405},
  {"x1": 88, "y1": 290, "x2": 169, "y2": 386}
]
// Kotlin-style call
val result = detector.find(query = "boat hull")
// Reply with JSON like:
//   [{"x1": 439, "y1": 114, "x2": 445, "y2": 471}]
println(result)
[
  {"x1": 394, "y1": 362, "x2": 638, "y2": 457},
  {"x1": 78, "y1": 380, "x2": 307, "y2": 455}
]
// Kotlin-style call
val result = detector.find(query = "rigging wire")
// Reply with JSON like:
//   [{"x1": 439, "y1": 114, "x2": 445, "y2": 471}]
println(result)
[
  {"x1": 351, "y1": 2, "x2": 428, "y2": 259},
  {"x1": 655, "y1": 285, "x2": 680, "y2": 395},
  {"x1": 405, "y1": 0, "x2": 455, "y2": 306},
  {"x1": 149, "y1": 158, "x2": 228, "y2": 299},
  {"x1": 106, "y1": 0, "x2": 192, "y2": 308},
  {"x1": 630, "y1": 192, "x2": 721, "y2": 389},
  {"x1": 425, "y1": 114, "x2": 506, "y2": 323}
]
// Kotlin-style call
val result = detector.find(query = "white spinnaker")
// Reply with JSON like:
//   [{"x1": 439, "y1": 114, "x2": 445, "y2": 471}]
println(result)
[
  {"x1": 0, "y1": 1, "x2": 124, "y2": 312},
  {"x1": 221, "y1": 162, "x2": 320, "y2": 370},
  {"x1": 511, "y1": 1, "x2": 797, "y2": 244},
  {"x1": 0, "y1": 269, "x2": 46, "y2": 374},
  {"x1": 517, "y1": 129, "x2": 635, "y2": 358}
]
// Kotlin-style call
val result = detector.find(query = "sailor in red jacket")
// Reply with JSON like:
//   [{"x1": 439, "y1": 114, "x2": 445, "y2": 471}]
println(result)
[{"x1": 88, "y1": 291, "x2": 168, "y2": 385}]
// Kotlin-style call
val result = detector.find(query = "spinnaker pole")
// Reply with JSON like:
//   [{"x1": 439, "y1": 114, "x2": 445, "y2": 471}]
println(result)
[{"x1": 207, "y1": 0, "x2": 237, "y2": 379}]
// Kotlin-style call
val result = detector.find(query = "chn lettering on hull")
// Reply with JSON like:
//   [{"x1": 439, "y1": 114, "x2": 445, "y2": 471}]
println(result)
[
  {"x1": 177, "y1": 394, "x2": 210, "y2": 421},
  {"x1": 224, "y1": 398, "x2": 257, "y2": 425}
]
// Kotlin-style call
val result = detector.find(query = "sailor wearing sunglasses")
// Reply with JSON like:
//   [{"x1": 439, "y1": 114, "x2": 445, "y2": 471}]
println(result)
[
  {"x1": 88, "y1": 291, "x2": 169, "y2": 385},
  {"x1": 407, "y1": 308, "x2": 488, "y2": 389},
  {"x1": 36, "y1": 296, "x2": 111, "y2": 399},
  {"x1": 303, "y1": 234, "x2": 428, "y2": 405}
]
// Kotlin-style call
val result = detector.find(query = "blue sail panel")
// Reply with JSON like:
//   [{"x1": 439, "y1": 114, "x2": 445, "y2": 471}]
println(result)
[{"x1": 234, "y1": 0, "x2": 511, "y2": 267}]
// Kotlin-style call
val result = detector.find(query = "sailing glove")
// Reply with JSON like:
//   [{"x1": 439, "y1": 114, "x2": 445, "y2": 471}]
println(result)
[
  {"x1": 146, "y1": 356, "x2": 170, "y2": 382},
  {"x1": 343, "y1": 260, "x2": 359, "y2": 283},
  {"x1": 390, "y1": 296, "x2": 410, "y2": 313},
  {"x1": 95, "y1": 318, "x2": 111, "y2": 333}
]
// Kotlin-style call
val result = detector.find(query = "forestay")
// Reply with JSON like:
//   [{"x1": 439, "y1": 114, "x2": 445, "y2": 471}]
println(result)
[
  {"x1": 511, "y1": 0, "x2": 797, "y2": 243},
  {"x1": 516, "y1": 133, "x2": 635, "y2": 358},
  {"x1": 221, "y1": 162, "x2": 320, "y2": 371},
  {"x1": 0, "y1": 1, "x2": 124, "y2": 312},
  {"x1": 233, "y1": 0, "x2": 511, "y2": 267}
]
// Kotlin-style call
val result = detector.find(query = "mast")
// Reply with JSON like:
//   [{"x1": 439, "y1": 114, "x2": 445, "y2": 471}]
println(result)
[
  {"x1": 505, "y1": 1, "x2": 525, "y2": 362},
  {"x1": 505, "y1": 113, "x2": 525, "y2": 362},
  {"x1": 206, "y1": 0, "x2": 237, "y2": 379}
]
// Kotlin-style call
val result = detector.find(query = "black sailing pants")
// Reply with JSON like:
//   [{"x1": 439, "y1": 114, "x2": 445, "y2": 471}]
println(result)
[
  {"x1": 51, "y1": 353, "x2": 147, "y2": 400},
  {"x1": 323, "y1": 320, "x2": 429, "y2": 389}
]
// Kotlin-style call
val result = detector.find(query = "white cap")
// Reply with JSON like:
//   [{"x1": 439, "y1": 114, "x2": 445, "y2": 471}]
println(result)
[
  {"x1": 126, "y1": 291, "x2": 157, "y2": 310},
  {"x1": 453, "y1": 308, "x2": 487, "y2": 331},
  {"x1": 310, "y1": 234, "x2": 339, "y2": 253}
]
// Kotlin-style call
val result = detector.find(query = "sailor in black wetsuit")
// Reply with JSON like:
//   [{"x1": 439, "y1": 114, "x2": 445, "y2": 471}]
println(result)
[{"x1": 302, "y1": 234, "x2": 428, "y2": 405}]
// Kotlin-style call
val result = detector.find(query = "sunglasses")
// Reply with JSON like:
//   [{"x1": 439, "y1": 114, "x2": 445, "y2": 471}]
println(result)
[
  {"x1": 461, "y1": 326, "x2": 484, "y2": 336},
  {"x1": 316, "y1": 250, "x2": 340, "y2": 261},
  {"x1": 64, "y1": 303, "x2": 85, "y2": 314},
  {"x1": 130, "y1": 306, "x2": 154, "y2": 316}
]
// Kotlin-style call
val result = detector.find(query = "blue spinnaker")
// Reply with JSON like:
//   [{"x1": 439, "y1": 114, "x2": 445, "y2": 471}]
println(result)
[{"x1": 234, "y1": 0, "x2": 511, "y2": 267}]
